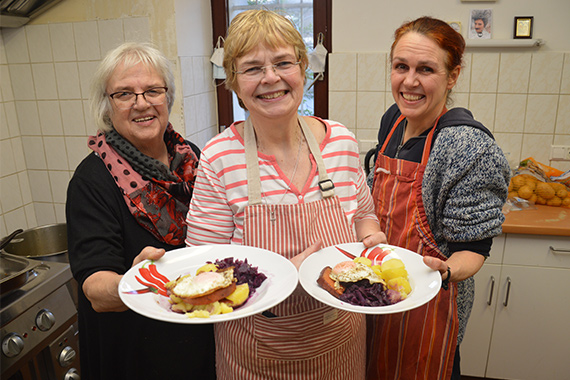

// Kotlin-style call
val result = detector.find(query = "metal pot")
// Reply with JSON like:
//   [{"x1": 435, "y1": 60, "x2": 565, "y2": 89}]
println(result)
[
  {"x1": 0, "y1": 253, "x2": 39, "y2": 296},
  {"x1": 2, "y1": 223, "x2": 68, "y2": 263}
]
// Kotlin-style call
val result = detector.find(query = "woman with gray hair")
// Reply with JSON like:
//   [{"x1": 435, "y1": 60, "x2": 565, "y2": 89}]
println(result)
[{"x1": 66, "y1": 42, "x2": 215, "y2": 380}]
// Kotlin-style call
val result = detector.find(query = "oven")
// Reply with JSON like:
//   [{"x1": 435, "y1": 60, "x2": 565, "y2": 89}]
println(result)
[{"x1": 1, "y1": 255, "x2": 80, "y2": 380}]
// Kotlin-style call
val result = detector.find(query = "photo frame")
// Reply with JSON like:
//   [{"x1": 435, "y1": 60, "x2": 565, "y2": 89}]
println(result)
[
  {"x1": 448, "y1": 21, "x2": 462, "y2": 34},
  {"x1": 514, "y1": 16, "x2": 533, "y2": 39},
  {"x1": 469, "y1": 9, "x2": 492, "y2": 40}
]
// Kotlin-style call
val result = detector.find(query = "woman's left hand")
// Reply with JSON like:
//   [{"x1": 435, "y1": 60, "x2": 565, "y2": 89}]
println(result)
[
  {"x1": 423, "y1": 256, "x2": 449, "y2": 279},
  {"x1": 290, "y1": 240, "x2": 323, "y2": 270},
  {"x1": 361, "y1": 231, "x2": 388, "y2": 247},
  {"x1": 423, "y1": 250, "x2": 486, "y2": 283}
]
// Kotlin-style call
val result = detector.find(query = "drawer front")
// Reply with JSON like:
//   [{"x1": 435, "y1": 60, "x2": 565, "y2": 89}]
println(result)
[{"x1": 503, "y1": 234, "x2": 570, "y2": 269}]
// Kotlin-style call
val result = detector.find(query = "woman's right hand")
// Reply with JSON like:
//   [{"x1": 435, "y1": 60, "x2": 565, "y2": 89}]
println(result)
[
  {"x1": 83, "y1": 246, "x2": 166, "y2": 312},
  {"x1": 290, "y1": 240, "x2": 322, "y2": 270}
]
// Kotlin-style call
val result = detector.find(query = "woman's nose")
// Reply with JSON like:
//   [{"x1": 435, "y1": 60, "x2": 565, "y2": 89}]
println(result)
[
  {"x1": 403, "y1": 71, "x2": 418, "y2": 87},
  {"x1": 261, "y1": 65, "x2": 281, "y2": 83}
]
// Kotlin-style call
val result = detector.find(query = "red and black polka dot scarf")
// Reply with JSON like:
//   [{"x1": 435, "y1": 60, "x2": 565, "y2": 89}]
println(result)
[{"x1": 88, "y1": 124, "x2": 199, "y2": 246}]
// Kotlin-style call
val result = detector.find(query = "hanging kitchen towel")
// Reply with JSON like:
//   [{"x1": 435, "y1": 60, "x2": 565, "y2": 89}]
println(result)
[
  {"x1": 210, "y1": 36, "x2": 225, "y2": 80},
  {"x1": 307, "y1": 32, "x2": 328, "y2": 90}
]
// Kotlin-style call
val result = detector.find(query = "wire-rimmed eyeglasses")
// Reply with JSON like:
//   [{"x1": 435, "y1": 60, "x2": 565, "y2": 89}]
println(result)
[
  {"x1": 234, "y1": 61, "x2": 301, "y2": 80},
  {"x1": 109, "y1": 87, "x2": 168, "y2": 110}
]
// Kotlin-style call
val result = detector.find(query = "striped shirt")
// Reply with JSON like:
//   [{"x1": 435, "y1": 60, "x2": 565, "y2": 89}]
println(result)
[{"x1": 185, "y1": 117, "x2": 377, "y2": 246}]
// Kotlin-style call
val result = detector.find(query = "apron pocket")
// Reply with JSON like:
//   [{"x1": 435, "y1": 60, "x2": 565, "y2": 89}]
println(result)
[{"x1": 253, "y1": 306, "x2": 360, "y2": 361}]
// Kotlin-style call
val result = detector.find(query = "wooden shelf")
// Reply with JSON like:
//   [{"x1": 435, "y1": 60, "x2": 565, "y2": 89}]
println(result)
[{"x1": 466, "y1": 38, "x2": 544, "y2": 48}]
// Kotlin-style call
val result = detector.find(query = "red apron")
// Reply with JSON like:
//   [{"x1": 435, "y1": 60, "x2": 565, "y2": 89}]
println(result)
[
  {"x1": 214, "y1": 116, "x2": 366, "y2": 379},
  {"x1": 367, "y1": 114, "x2": 458, "y2": 380}
]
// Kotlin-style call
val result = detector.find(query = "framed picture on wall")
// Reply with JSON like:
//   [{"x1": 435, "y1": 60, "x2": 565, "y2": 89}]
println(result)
[
  {"x1": 448, "y1": 21, "x2": 462, "y2": 34},
  {"x1": 469, "y1": 9, "x2": 492, "y2": 39},
  {"x1": 514, "y1": 16, "x2": 533, "y2": 39}
]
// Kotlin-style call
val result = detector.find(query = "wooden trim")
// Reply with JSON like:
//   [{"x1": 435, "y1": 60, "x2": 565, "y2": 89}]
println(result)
[
  {"x1": 211, "y1": 0, "x2": 233, "y2": 131},
  {"x1": 312, "y1": 0, "x2": 332, "y2": 119}
]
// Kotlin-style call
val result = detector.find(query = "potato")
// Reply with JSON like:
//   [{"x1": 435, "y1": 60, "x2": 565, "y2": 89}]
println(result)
[
  {"x1": 196, "y1": 263, "x2": 218, "y2": 274},
  {"x1": 224, "y1": 283, "x2": 250, "y2": 307},
  {"x1": 354, "y1": 257, "x2": 372, "y2": 267},
  {"x1": 387, "y1": 277, "x2": 412, "y2": 298},
  {"x1": 381, "y1": 259, "x2": 408, "y2": 281}
]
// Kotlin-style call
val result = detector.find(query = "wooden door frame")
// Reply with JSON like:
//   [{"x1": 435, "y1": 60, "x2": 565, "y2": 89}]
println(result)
[{"x1": 210, "y1": 0, "x2": 332, "y2": 131}]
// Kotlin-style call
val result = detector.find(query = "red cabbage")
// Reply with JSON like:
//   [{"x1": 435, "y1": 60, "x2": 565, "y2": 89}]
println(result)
[
  {"x1": 339, "y1": 280, "x2": 402, "y2": 306},
  {"x1": 210, "y1": 257, "x2": 267, "y2": 295}
]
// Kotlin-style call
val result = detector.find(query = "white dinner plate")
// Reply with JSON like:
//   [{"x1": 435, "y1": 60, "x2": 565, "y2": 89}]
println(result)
[
  {"x1": 298, "y1": 243, "x2": 441, "y2": 314},
  {"x1": 118, "y1": 244, "x2": 298, "y2": 324}
]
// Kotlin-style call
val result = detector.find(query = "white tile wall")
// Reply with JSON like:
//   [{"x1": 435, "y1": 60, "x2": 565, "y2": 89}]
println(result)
[{"x1": 329, "y1": 50, "x2": 570, "y2": 171}]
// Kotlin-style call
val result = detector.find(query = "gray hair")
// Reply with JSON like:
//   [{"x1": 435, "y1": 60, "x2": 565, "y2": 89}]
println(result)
[{"x1": 90, "y1": 42, "x2": 175, "y2": 132}]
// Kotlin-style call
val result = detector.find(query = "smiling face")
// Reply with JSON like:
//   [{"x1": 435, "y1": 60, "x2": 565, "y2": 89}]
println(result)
[
  {"x1": 234, "y1": 44, "x2": 304, "y2": 122},
  {"x1": 390, "y1": 32, "x2": 460, "y2": 130},
  {"x1": 106, "y1": 61, "x2": 169, "y2": 158},
  {"x1": 474, "y1": 19, "x2": 485, "y2": 33}
]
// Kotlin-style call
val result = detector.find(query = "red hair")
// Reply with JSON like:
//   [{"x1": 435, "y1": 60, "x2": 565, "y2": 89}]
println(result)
[{"x1": 390, "y1": 16, "x2": 465, "y2": 74}]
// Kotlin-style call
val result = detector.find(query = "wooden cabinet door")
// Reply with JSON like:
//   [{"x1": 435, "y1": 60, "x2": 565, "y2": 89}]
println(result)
[{"x1": 486, "y1": 266, "x2": 570, "y2": 380}]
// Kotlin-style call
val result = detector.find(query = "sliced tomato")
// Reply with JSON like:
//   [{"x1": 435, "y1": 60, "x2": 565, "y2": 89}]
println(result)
[{"x1": 367, "y1": 247, "x2": 390, "y2": 264}]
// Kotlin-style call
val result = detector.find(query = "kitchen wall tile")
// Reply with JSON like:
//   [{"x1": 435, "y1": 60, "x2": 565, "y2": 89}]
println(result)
[
  {"x1": 551, "y1": 134, "x2": 570, "y2": 171},
  {"x1": 0, "y1": 65, "x2": 14, "y2": 102},
  {"x1": 3, "y1": 102, "x2": 18, "y2": 137},
  {"x1": 192, "y1": 56, "x2": 212, "y2": 94},
  {"x1": 0, "y1": 218, "x2": 6, "y2": 237},
  {"x1": 183, "y1": 96, "x2": 197, "y2": 138},
  {"x1": 0, "y1": 103, "x2": 8, "y2": 140},
  {"x1": 0, "y1": 174, "x2": 23, "y2": 211},
  {"x1": 529, "y1": 52, "x2": 564, "y2": 94},
  {"x1": 555, "y1": 94, "x2": 570, "y2": 135},
  {"x1": 524, "y1": 94, "x2": 557, "y2": 134},
  {"x1": 54, "y1": 62, "x2": 81, "y2": 99},
  {"x1": 195, "y1": 92, "x2": 213, "y2": 132},
  {"x1": 31, "y1": 63, "x2": 58, "y2": 100},
  {"x1": 78, "y1": 61, "x2": 99, "y2": 99},
  {"x1": 21, "y1": 136, "x2": 47, "y2": 170},
  {"x1": 494, "y1": 132, "x2": 523, "y2": 169},
  {"x1": 12, "y1": 137, "x2": 26, "y2": 172},
  {"x1": 329, "y1": 91, "x2": 356, "y2": 130},
  {"x1": 10, "y1": 64, "x2": 36, "y2": 100},
  {"x1": 180, "y1": 56, "x2": 195, "y2": 96},
  {"x1": 15, "y1": 101, "x2": 41, "y2": 135},
  {"x1": 521, "y1": 133, "x2": 553, "y2": 163},
  {"x1": 65, "y1": 136, "x2": 90, "y2": 170},
  {"x1": 357, "y1": 53, "x2": 386, "y2": 91},
  {"x1": 357, "y1": 127, "x2": 380, "y2": 142},
  {"x1": 384, "y1": 54, "x2": 391, "y2": 92},
  {"x1": 49, "y1": 23, "x2": 76, "y2": 62},
  {"x1": 454, "y1": 53, "x2": 472, "y2": 94},
  {"x1": 38, "y1": 101, "x2": 63, "y2": 136},
  {"x1": 123, "y1": 17, "x2": 151, "y2": 43},
  {"x1": 0, "y1": 139, "x2": 16, "y2": 177},
  {"x1": 494, "y1": 93, "x2": 526, "y2": 133},
  {"x1": 451, "y1": 92, "x2": 470, "y2": 110},
  {"x1": 82, "y1": 100, "x2": 95, "y2": 134},
  {"x1": 498, "y1": 53, "x2": 531, "y2": 94},
  {"x1": 26, "y1": 25, "x2": 53, "y2": 63},
  {"x1": 470, "y1": 53, "x2": 499, "y2": 93},
  {"x1": 0, "y1": 32, "x2": 7, "y2": 65},
  {"x1": 98, "y1": 19, "x2": 125, "y2": 58},
  {"x1": 54, "y1": 203, "x2": 66, "y2": 224},
  {"x1": 2, "y1": 27, "x2": 29, "y2": 64},
  {"x1": 60, "y1": 100, "x2": 87, "y2": 136},
  {"x1": 189, "y1": 125, "x2": 218, "y2": 151},
  {"x1": 468, "y1": 93, "x2": 496, "y2": 131},
  {"x1": 18, "y1": 171, "x2": 32, "y2": 205},
  {"x1": 356, "y1": 91, "x2": 384, "y2": 131},
  {"x1": 73, "y1": 21, "x2": 100, "y2": 61},
  {"x1": 34, "y1": 202, "x2": 56, "y2": 226},
  {"x1": 43, "y1": 137, "x2": 69, "y2": 170},
  {"x1": 561, "y1": 53, "x2": 570, "y2": 95},
  {"x1": 28, "y1": 170, "x2": 52, "y2": 202},
  {"x1": 23, "y1": 204, "x2": 37, "y2": 229},
  {"x1": 49, "y1": 171, "x2": 69, "y2": 203},
  {"x1": 5, "y1": 207, "x2": 29, "y2": 231},
  {"x1": 329, "y1": 53, "x2": 357, "y2": 91}
]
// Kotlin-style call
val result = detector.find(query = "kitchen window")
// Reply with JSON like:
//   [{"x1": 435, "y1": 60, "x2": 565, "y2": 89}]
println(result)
[{"x1": 211, "y1": 0, "x2": 331, "y2": 131}]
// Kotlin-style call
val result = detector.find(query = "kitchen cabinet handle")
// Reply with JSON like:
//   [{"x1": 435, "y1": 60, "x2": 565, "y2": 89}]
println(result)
[
  {"x1": 487, "y1": 276, "x2": 495, "y2": 306},
  {"x1": 503, "y1": 277, "x2": 511, "y2": 307},
  {"x1": 549, "y1": 246, "x2": 570, "y2": 255}
]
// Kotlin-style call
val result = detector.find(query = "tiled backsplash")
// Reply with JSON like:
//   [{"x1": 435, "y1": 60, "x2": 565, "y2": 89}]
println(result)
[
  {"x1": 329, "y1": 51, "x2": 570, "y2": 173},
  {"x1": 0, "y1": 17, "x2": 217, "y2": 236}
]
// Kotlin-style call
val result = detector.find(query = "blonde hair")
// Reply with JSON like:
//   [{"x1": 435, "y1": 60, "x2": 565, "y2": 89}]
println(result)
[
  {"x1": 223, "y1": 9, "x2": 308, "y2": 93},
  {"x1": 90, "y1": 42, "x2": 175, "y2": 132}
]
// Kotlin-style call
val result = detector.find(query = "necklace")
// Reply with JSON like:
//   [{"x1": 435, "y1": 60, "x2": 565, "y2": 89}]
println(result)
[{"x1": 265, "y1": 128, "x2": 303, "y2": 223}]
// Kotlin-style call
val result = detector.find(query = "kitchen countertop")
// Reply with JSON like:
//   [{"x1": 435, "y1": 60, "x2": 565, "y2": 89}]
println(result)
[{"x1": 502, "y1": 205, "x2": 570, "y2": 236}]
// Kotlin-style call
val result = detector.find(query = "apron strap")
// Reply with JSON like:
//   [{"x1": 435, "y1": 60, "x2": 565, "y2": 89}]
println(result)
[{"x1": 244, "y1": 115, "x2": 335, "y2": 206}]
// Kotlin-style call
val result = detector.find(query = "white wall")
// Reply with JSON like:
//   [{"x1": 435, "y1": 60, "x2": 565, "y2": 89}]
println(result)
[{"x1": 333, "y1": 0, "x2": 570, "y2": 52}]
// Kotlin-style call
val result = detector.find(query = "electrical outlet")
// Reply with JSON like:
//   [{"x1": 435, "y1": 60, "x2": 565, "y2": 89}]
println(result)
[{"x1": 550, "y1": 145, "x2": 570, "y2": 161}]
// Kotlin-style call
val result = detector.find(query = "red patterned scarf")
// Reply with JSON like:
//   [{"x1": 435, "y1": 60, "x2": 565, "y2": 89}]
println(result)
[{"x1": 88, "y1": 124, "x2": 199, "y2": 245}]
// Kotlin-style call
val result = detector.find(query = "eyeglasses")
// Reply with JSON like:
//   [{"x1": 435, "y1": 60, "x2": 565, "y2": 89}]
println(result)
[
  {"x1": 234, "y1": 61, "x2": 301, "y2": 80},
  {"x1": 108, "y1": 87, "x2": 168, "y2": 110}
]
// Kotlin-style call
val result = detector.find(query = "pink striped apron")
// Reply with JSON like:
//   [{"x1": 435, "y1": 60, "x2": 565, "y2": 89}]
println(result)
[
  {"x1": 214, "y1": 115, "x2": 366, "y2": 379},
  {"x1": 366, "y1": 114, "x2": 458, "y2": 380}
]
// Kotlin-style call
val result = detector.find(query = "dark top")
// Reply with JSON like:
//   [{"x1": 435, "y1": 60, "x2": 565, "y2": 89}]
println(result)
[
  {"x1": 374, "y1": 104, "x2": 494, "y2": 256},
  {"x1": 66, "y1": 152, "x2": 215, "y2": 380}
]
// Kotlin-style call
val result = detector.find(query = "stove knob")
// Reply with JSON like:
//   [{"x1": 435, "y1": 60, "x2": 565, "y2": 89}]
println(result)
[
  {"x1": 64, "y1": 367, "x2": 80, "y2": 380},
  {"x1": 36, "y1": 309, "x2": 56, "y2": 331},
  {"x1": 2, "y1": 333, "x2": 24, "y2": 358},
  {"x1": 58, "y1": 346, "x2": 77, "y2": 367}
]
